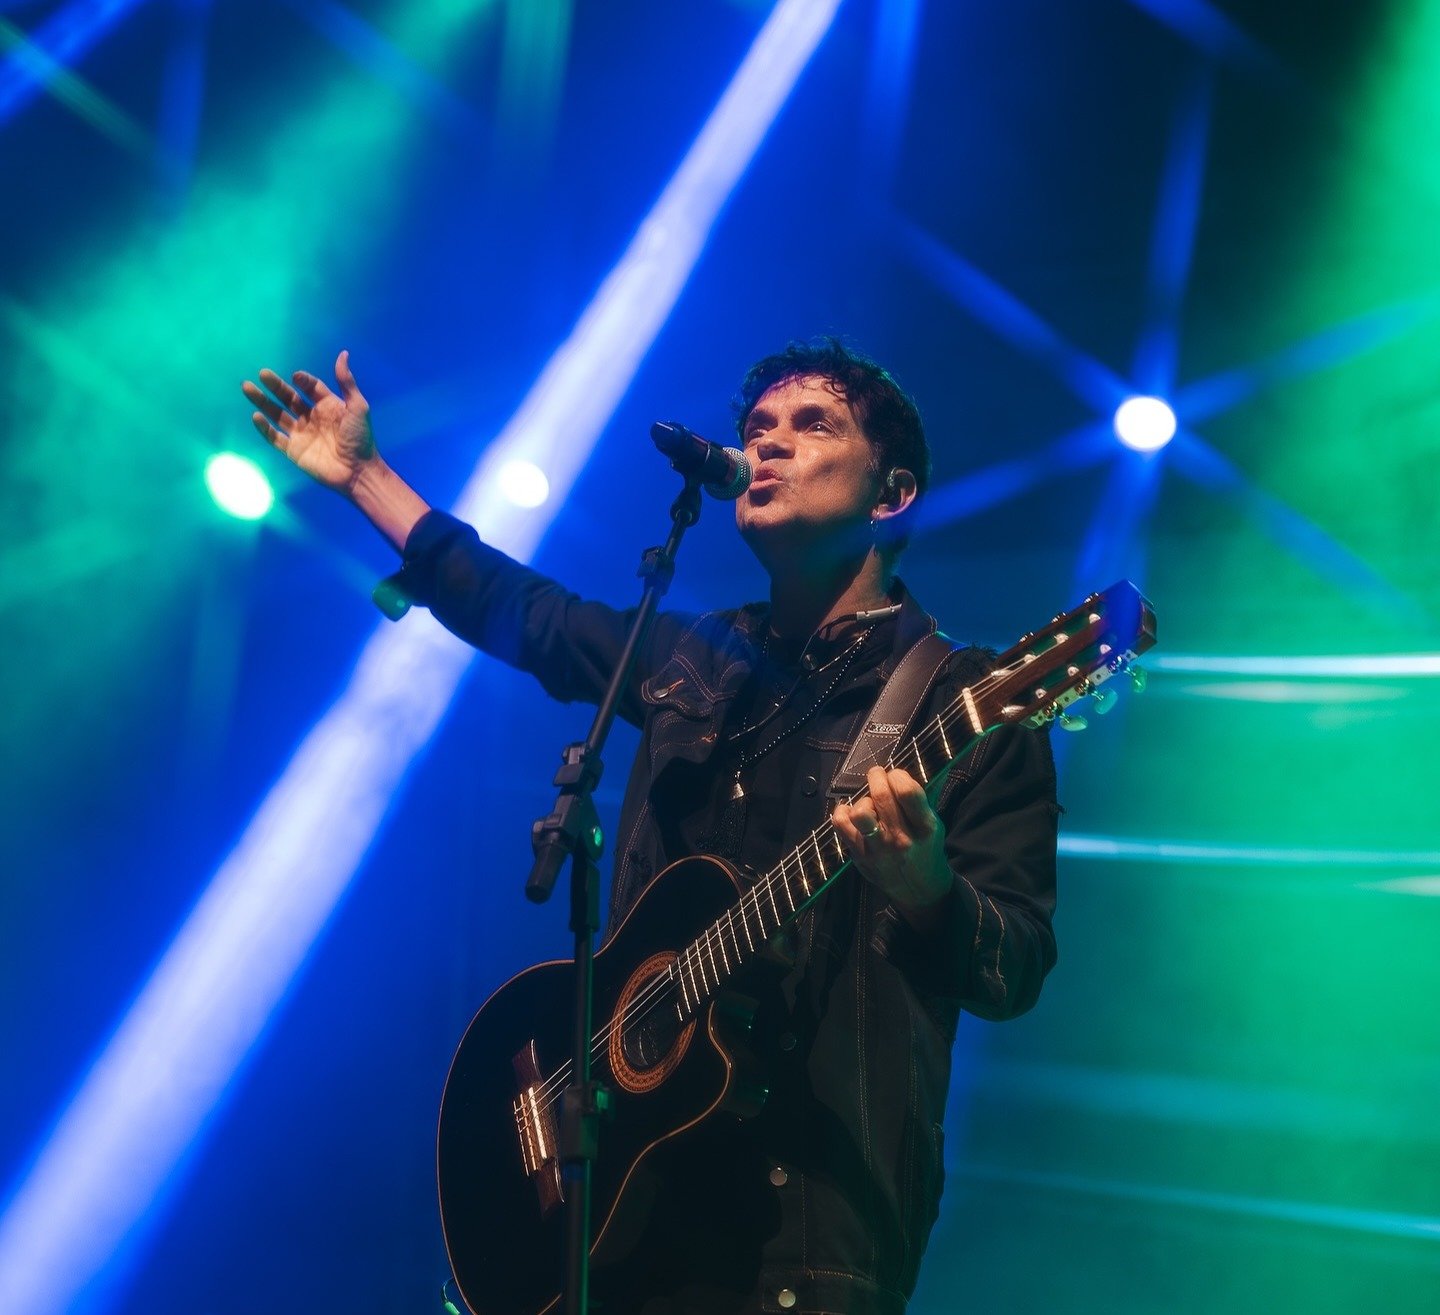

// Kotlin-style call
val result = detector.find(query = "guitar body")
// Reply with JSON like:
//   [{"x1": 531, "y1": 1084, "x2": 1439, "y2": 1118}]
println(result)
[{"x1": 437, "y1": 855, "x2": 769, "y2": 1315}]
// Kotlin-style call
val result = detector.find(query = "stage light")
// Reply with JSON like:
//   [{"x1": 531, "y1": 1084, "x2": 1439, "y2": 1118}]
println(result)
[
  {"x1": 497, "y1": 458, "x2": 550, "y2": 509},
  {"x1": 1113, "y1": 395, "x2": 1177, "y2": 451},
  {"x1": 204, "y1": 453, "x2": 274, "y2": 521}
]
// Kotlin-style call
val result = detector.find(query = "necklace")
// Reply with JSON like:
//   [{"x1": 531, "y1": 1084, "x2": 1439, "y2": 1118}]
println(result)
[
  {"x1": 702, "y1": 603, "x2": 897, "y2": 861},
  {"x1": 727, "y1": 622, "x2": 876, "y2": 803}
]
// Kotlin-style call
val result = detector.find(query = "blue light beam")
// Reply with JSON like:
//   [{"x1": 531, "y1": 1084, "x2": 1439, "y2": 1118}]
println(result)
[
  {"x1": 1166, "y1": 428, "x2": 1433, "y2": 627},
  {"x1": 1124, "y1": 0, "x2": 1295, "y2": 91},
  {"x1": 282, "y1": 0, "x2": 488, "y2": 140},
  {"x1": 1071, "y1": 448, "x2": 1164, "y2": 598},
  {"x1": 896, "y1": 216, "x2": 1131, "y2": 415},
  {"x1": 156, "y1": 0, "x2": 210, "y2": 205},
  {"x1": 0, "y1": 3, "x2": 845, "y2": 1313},
  {"x1": 1130, "y1": 60, "x2": 1213, "y2": 394},
  {"x1": 0, "y1": 0, "x2": 148, "y2": 125},
  {"x1": 857, "y1": 0, "x2": 923, "y2": 217},
  {"x1": 1175, "y1": 292, "x2": 1440, "y2": 424},
  {"x1": 0, "y1": 11, "x2": 154, "y2": 155},
  {"x1": 912, "y1": 419, "x2": 1114, "y2": 533}
]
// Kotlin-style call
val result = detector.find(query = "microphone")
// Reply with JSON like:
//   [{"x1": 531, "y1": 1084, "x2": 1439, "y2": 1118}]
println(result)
[{"x1": 650, "y1": 421, "x2": 752, "y2": 500}]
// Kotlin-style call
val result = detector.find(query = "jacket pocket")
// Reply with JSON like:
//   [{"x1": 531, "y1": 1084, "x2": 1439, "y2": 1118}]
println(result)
[{"x1": 640, "y1": 661, "x2": 714, "y2": 720}]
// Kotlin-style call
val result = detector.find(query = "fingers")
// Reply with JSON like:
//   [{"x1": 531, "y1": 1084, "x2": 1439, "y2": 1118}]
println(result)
[
  {"x1": 244, "y1": 355, "x2": 360, "y2": 434},
  {"x1": 833, "y1": 791, "x2": 892, "y2": 869},
  {"x1": 831, "y1": 801, "x2": 871, "y2": 855},
  {"x1": 249, "y1": 409, "x2": 289, "y2": 453},
  {"x1": 881, "y1": 767, "x2": 938, "y2": 839},
  {"x1": 242, "y1": 381, "x2": 293, "y2": 455},
  {"x1": 335, "y1": 348, "x2": 364, "y2": 403},
  {"x1": 242, "y1": 379, "x2": 291, "y2": 429},
  {"x1": 292, "y1": 368, "x2": 334, "y2": 402},
  {"x1": 257, "y1": 367, "x2": 313, "y2": 417},
  {"x1": 835, "y1": 770, "x2": 951, "y2": 914},
  {"x1": 862, "y1": 766, "x2": 937, "y2": 842},
  {"x1": 833, "y1": 799, "x2": 876, "y2": 836}
]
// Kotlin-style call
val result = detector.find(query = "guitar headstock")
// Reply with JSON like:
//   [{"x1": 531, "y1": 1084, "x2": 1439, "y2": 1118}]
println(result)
[{"x1": 973, "y1": 580, "x2": 1157, "y2": 732}]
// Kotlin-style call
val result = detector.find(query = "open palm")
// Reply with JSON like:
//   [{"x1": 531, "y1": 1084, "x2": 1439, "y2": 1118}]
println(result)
[{"x1": 242, "y1": 350, "x2": 376, "y2": 495}]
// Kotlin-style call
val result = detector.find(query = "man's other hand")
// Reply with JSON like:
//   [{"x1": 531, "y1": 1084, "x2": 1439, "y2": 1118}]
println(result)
[{"x1": 833, "y1": 766, "x2": 953, "y2": 929}]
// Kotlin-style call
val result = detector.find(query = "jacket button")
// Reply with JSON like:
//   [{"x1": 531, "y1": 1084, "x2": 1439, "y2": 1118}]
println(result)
[
  {"x1": 777, "y1": 1290, "x2": 797, "y2": 1309},
  {"x1": 769, "y1": 1165, "x2": 788, "y2": 1187},
  {"x1": 801, "y1": 774, "x2": 818, "y2": 796},
  {"x1": 779, "y1": 1031, "x2": 797, "y2": 1051}
]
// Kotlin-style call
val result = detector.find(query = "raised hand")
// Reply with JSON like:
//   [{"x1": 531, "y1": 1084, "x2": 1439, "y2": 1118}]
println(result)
[
  {"x1": 242, "y1": 349, "x2": 376, "y2": 496},
  {"x1": 241, "y1": 350, "x2": 430, "y2": 549}
]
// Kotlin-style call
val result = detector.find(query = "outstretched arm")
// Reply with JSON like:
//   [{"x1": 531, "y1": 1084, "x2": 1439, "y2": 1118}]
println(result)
[
  {"x1": 244, "y1": 353, "x2": 695, "y2": 719},
  {"x1": 242, "y1": 350, "x2": 430, "y2": 550}
]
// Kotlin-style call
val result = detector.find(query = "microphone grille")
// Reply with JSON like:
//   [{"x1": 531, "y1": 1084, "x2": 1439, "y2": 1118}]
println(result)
[{"x1": 705, "y1": 448, "x2": 752, "y2": 501}]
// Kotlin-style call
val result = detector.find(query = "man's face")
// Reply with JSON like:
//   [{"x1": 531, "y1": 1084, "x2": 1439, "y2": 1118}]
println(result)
[{"x1": 734, "y1": 374, "x2": 883, "y2": 567}]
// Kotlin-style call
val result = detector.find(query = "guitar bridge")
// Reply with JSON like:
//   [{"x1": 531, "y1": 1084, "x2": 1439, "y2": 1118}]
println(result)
[{"x1": 512, "y1": 1040, "x2": 563, "y2": 1217}]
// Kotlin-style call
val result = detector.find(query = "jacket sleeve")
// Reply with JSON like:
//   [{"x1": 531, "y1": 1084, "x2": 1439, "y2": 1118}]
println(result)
[
  {"x1": 880, "y1": 710, "x2": 1060, "y2": 1024},
  {"x1": 390, "y1": 509, "x2": 694, "y2": 726}
]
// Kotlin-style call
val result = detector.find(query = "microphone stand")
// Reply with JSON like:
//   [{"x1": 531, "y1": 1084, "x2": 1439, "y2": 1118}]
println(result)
[{"x1": 524, "y1": 469, "x2": 706, "y2": 1315}]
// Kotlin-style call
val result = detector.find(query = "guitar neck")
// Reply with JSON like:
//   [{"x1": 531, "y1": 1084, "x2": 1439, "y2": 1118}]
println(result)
[
  {"x1": 671, "y1": 577, "x2": 1156, "y2": 1016},
  {"x1": 672, "y1": 703, "x2": 982, "y2": 1016}
]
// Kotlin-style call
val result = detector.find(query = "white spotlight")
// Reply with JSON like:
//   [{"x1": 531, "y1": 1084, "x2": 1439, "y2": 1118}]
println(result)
[
  {"x1": 497, "y1": 459, "x2": 550, "y2": 509},
  {"x1": 205, "y1": 452, "x2": 274, "y2": 520},
  {"x1": 1113, "y1": 395, "x2": 1177, "y2": 452}
]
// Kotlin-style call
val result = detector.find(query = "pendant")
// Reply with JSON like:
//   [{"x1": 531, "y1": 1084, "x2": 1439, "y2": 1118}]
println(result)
[{"x1": 730, "y1": 772, "x2": 745, "y2": 801}]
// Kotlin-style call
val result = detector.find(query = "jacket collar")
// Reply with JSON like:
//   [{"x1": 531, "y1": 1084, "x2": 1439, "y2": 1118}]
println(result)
[
  {"x1": 881, "y1": 577, "x2": 942, "y2": 678},
  {"x1": 734, "y1": 577, "x2": 939, "y2": 684}
]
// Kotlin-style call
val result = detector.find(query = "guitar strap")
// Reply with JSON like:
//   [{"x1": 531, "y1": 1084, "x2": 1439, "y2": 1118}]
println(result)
[{"x1": 827, "y1": 630, "x2": 960, "y2": 800}]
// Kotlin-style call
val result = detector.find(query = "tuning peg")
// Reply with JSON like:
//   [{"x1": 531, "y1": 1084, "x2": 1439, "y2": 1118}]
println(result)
[
  {"x1": 1057, "y1": 711, "x2": 1088, "y2": 732},
  {"x1": 1129, "y1": 665, "x2": 1148, "y2": 694},
  {"x1": 1090, "y1": 687, "x2": 1118, "y2": 715}
]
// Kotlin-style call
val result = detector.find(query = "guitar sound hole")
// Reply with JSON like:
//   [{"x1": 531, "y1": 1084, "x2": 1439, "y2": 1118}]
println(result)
[
  {"x1": 621, "y1": 1000, "x2": 683, "y2": 1071},
  {"x1": 609, "y1": 952, "x2": 696, "y2": 1093}
]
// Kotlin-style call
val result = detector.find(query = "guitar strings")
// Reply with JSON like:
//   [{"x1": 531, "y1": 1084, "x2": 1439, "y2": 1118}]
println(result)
[
  {"x1": 526, "y1": 613, "x2": 1117, "y2": 1115},
  {"x1": 523, "y1": 643, "x2": 1082, "y2": 1114},
  {"x1": 522, "y1": 654, "x2": 1046, "y2": 1114},
  {"x1": 524, "y1": 648, "x2": 1060, "y2": 1114}
]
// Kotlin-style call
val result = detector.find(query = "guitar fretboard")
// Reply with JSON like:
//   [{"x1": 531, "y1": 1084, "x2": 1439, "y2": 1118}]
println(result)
[
  {"x1": 670, "y1": 705, "x2": 979, "y2": 1018},
  {"x1": 667, "y1": 592, "x2": 1139, "y2": 1018}
]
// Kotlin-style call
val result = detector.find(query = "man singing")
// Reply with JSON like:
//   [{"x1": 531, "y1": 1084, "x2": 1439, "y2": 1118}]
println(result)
[{"x1": 243, "y1": 339, "x2": 1058, "y2": 1314}]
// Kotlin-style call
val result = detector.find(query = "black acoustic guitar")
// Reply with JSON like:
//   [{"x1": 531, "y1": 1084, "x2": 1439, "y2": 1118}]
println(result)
[{"x1": 437, "y1": 581, "x2": 1156, "y2": 1315}]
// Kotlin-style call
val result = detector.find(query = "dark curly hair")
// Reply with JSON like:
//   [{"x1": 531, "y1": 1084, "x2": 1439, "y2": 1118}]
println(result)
[{"x1": 732, "y1": 338, "x2": 931, "y2": 552}]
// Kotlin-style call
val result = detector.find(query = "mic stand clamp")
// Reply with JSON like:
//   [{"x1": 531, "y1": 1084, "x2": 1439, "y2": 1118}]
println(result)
[{"x1": 522, "y1": 474, "x2": 705, "y2": 1315}]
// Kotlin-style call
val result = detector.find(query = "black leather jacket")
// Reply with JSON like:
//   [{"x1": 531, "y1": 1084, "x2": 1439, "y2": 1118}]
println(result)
[{"x1": 397, "y1": 510, "x2": 1059, "y2": 1314}]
